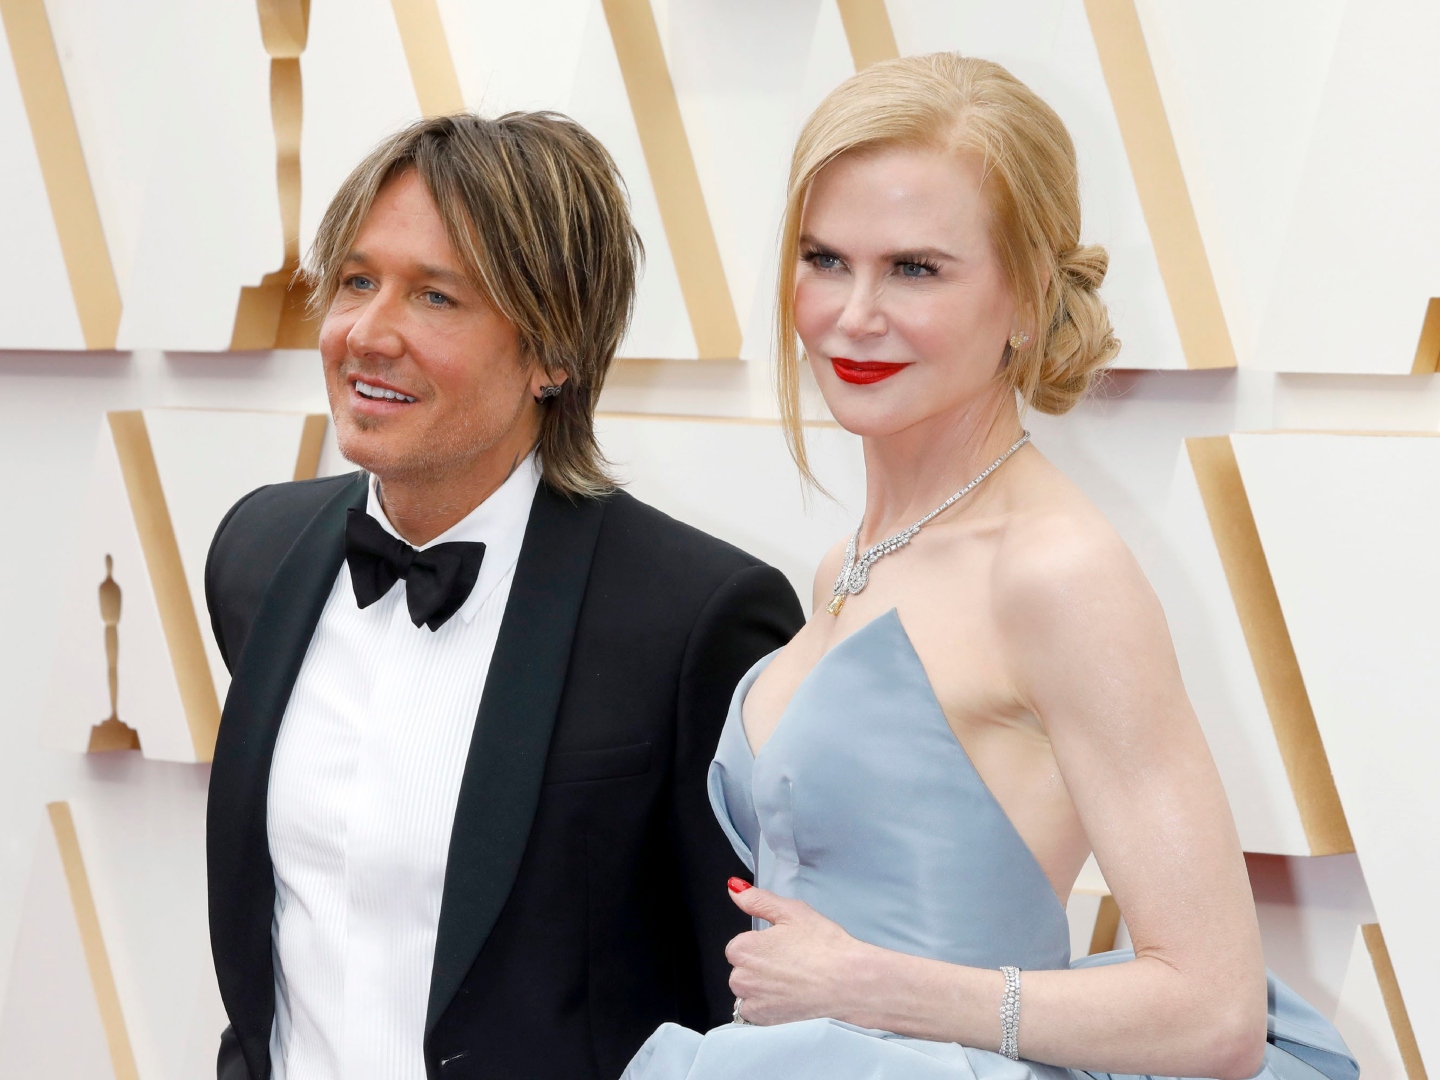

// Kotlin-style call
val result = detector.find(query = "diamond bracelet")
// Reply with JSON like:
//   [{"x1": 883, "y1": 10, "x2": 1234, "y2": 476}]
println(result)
[{"x1": 999, "y1": 965, "x2": 1021, "y2": 1060}]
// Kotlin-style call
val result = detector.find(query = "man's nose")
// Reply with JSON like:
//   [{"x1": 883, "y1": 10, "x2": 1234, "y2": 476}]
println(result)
[{"x1": 346, "y1": 287, "x2": 406, "y2": 361}]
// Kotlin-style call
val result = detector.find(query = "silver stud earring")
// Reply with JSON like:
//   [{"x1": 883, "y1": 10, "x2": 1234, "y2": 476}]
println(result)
[
  {"x1": 536, "y1": 384, "x2": 561, "y2": 402},
  {"x1": 1009, "y1": 332, "x2": 1030, "y2": 349}
]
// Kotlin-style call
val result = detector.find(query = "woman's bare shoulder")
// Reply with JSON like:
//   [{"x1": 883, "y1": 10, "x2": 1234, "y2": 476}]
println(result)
[
  {"x1": 987, "y1": 456, "x2": 1184, "y2": 733},
  {"x1": 988, "y1": 459, "x2": 1159, "y2": 633}
]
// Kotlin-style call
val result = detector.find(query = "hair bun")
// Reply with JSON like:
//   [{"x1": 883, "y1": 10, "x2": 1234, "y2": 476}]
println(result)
[
  {"x1": 1032, "y1": 242, "x2": 1119, "y2": 415},
  {"x1": 1058, "y1": 243, "x2": 1108, "y2": 292}
]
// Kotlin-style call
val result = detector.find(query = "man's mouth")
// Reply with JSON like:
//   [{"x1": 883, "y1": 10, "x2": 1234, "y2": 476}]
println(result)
[{"x1": 353, "y1": 379, "x2": 417, "y2": 403}]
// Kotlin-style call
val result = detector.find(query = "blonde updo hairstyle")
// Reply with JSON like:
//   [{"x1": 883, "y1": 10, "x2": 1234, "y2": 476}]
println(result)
[{"x1": 777, "y1": 53, "x2": 1119, "y2": 483}]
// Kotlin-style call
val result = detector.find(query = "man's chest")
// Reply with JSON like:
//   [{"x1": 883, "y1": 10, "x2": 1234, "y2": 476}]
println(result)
[{"x1": 267, "y1": 574, "x2": 500, "y2": 892}]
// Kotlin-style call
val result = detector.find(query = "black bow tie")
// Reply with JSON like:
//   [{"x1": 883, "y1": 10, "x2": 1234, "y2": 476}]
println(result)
[{"x1": 344, "y1": 508, "x2": 487, "y2": 631}]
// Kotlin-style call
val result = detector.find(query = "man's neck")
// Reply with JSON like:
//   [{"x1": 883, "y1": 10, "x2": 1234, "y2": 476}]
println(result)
[{"x1": 375, "y1": 449, "x2": 532, "y2": 547}]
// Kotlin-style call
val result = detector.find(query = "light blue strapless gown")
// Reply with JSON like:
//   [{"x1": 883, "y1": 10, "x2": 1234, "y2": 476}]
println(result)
[{"x1": 623, "y1": 610, "x2": 1357, "y2": 1080}]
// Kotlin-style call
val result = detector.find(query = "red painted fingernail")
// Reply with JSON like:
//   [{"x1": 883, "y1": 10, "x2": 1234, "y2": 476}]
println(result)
[{"x1": 727, "y1": 877, "x2": 752, "y2": 893}]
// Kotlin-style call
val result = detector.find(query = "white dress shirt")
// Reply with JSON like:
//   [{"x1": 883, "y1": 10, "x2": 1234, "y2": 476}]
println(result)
[{"x1": 266, "y1": 454, "x2": 541, "y2": 1080}]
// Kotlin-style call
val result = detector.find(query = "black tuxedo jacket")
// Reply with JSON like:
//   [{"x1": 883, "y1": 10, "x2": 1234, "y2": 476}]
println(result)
[{"x1": 205, "y1": 472, "x2": 804, "y2": 1080}]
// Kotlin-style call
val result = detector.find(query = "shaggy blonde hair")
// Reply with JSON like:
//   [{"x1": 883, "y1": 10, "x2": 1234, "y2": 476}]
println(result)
[
  {"x1": 777, "y1": 53, "x2": 1119, "y2": 484},
  {"x1": 305, "y1": 112, "x2": 642, "y2": 498}
]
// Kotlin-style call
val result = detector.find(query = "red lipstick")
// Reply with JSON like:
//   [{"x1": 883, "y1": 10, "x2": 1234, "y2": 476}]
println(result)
[{"x1": 830, "y1": 357, "x2": 910, "y2": 385}]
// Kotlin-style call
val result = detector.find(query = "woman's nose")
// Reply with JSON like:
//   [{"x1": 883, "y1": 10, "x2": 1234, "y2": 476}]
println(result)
[{"x1": 835, "y1": 280, "x2": 887, "y2": 340}]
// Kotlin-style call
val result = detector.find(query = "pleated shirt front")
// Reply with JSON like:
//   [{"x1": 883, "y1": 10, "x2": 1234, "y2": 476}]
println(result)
[{"x1": 266, "y1": 456, "x2": 540, "y2": 1080}]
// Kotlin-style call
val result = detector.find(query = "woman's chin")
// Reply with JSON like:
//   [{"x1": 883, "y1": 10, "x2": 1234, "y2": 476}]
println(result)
[{"x1": 820, "y1": 393, "x2": 939, "y2": 440}]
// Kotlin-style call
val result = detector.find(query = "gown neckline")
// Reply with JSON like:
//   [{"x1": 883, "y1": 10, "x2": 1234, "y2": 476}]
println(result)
[{"x1": 733, "y1": 607, "x2": 1073, "y2": 916}]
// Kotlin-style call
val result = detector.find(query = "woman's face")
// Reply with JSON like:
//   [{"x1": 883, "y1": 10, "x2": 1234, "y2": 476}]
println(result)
[{"x1": 793, "y1": 146, "x2": 1017, "y2": 438}]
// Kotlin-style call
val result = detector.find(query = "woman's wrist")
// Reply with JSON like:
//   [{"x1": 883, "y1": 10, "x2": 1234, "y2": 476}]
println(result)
[{"x1": 836, "y1": 945, "x2": 1004, "y2": 1047}]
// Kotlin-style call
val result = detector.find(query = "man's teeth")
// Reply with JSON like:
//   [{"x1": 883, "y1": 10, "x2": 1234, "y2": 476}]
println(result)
[{"x1": 355, "y1": 380, "x2": 416, "y2": 403}]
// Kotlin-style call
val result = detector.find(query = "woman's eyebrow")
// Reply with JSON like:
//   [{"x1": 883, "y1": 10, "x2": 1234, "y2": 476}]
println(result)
[
  {"x1": 887, "y1": 246, "x2": 957, "y2": 263},
  {"x1": 798, "y1": 235, "x2": 958, "y2": 264},
  {"x1": 798, "y1": 233, "x2": 841, "y2": 253}
]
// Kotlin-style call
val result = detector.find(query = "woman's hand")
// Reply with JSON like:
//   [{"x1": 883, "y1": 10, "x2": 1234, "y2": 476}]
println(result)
[{"x1": 724, "y1": 878, "x2": 872, "y2": 1026}]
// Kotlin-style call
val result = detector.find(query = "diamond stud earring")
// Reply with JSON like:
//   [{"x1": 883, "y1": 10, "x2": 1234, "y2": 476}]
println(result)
[{"x1": 1008, "y1": 331, "x2": 1030, "y2": 349}]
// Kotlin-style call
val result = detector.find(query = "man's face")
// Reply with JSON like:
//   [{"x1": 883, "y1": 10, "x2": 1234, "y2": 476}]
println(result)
[{"x1": 320, "y1": 169, "x2": 551, "y2": 487}]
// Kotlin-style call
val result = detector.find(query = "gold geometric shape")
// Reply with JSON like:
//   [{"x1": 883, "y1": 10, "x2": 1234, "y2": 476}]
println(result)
[
  {"x1": 233, "y1": 1, "x2": 319, "y2": 350},
  {"x1": 1185, "y1": 435, "x2": 1352, "y2": 855},
  {"x1": 257, "y1": 0, "x2": 310, "y2": 57},
  {"x1": 1085, "y1": 0, "x2": 1236, "y2": 370},
  {"x1": 602, "y1": 0, "x2": 742, "y2": 360},
  {"x1": 0, "y1": 0, "x2": 122, "y2": 349},
  {"x1": 294, "y1": 412, "x2": 328, "y2": 481},
  {"x1": 98, "y1": 554, "x2": 123, "y2": 727},
  {"x1": 88, "y1": 718, "x2": 141, "y2": 754},
  {"x1": 835, "y1": 0, "x2": 899, "y2": 70},
  {"x1": 1088, "y1": 894, "x2": 1122, "y2": 955},
  {"x1": 231, "y1": 263, "x2": 319, "y2": 351},
  {"x1": 107, "y1": 412, "x2": 221, "y2": 761},
  {"x1": 47, "y1": 802, "x2": 139, "y2": 1080},
  {"x1": 389, "y1": 0, "x2": 464, "y2": 116},
  {"x1": 1363, "y1": 924, "x2": 1430, "y2": 1080},
  {"x1": 1411, "y1": 297, "x2": 1440, "y2": 375}
]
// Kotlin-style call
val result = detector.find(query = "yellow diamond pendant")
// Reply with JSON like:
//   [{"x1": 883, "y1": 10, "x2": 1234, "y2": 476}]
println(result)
[{"x1": 826, "y1": 593, "x2": 846, "y2": 616}]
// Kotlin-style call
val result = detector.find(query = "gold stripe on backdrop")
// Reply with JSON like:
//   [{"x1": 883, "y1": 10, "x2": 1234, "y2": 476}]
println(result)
[
  {"x1": 1088, "y1": 895, "x2": 1122, "y2": 955},
  {"x1": 294, "y1": 413, "x2": 328, "y2": 480},
  {"x1": 1085, "y1": 0, "x2": 1235, "y2": 370},
  {"x1": 0, "y1": 0, "x2": 121, "y2": 349},
  {"x1": 390, "y1": 0, "x2": 464, "y2": 116},
  {"x1": 48, "y1": 802, "x2": 139, "y2": 1080},
  {"x1": 1362, "y1": 924, "x2": 1429, "y2": 1080},
  {"x1": 1411, "y1": 298, "x2": 1440, "y2": 375},
  {"x1": 108, "y1": 412, "x2": 221, "y2": 761},
  {"x1": 835, "y1": 0, "x2": 899, "y2": 70},
  {"x1": 232, "y1": 0, "x2": 319, "y2": 350},
  {"x1": 602, "y1": 0, "x2": 741, "y2": 360},
  {"x1": 1186, "y1": 436, "x2": 1352, "y2": 855}
]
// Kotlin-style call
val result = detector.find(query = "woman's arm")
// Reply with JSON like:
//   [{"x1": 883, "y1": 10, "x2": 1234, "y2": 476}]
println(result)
[{"x1": 725, "y1": 518, "x2": 1267, "y2": 1078}]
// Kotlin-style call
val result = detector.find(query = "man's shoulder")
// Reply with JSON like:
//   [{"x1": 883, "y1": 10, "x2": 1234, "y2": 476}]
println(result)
[
  {"x1": 220, "y1": 471, "x2": 364, "y2": 540},
  {"x1": 596, "y1": 487, "x2": 765, "y2": 579}
]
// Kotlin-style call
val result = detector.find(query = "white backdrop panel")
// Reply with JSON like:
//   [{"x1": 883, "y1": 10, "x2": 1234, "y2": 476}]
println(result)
[
  {"x1": 300, "y1": 0, "x2": 421, "y2": 260},
  {"x1": 1235, "y1": 432, "x2": 1440, "y2": 1062},
  {"x1": 0, "y1": 808, "x2": 115, "y2": 1080},
  {"x1": 112, "y1": 0, "x2": 279, "y2": 351},
  {"x1": 1251, "y1": 0, "x2": 1440, "y2": 374},
  {"x1": 1137, "y1": 0, "x2": 1346, "y2": 366}
]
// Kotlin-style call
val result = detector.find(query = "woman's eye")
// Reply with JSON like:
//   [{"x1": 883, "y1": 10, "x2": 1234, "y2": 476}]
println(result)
[
  {"x1": 898, "y1": 261, "x2": 934, "y2": 278},
  {"x1": 806, "y1": 252, "x2": 842, "y2": 271}
]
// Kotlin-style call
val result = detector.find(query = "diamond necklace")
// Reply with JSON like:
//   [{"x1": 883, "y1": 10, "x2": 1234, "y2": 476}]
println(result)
[{"x1": 826, "y1": 431, "x2": 1031, "y2": 616}]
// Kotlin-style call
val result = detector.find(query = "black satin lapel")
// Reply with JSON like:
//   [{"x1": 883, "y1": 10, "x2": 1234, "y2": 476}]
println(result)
[
  {"x1": 426, "y1": 484, "x2": 607, "y2": 1034},
  {"x1": 207, "y1": 472, "x2": 367, "y2": 1075}
]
